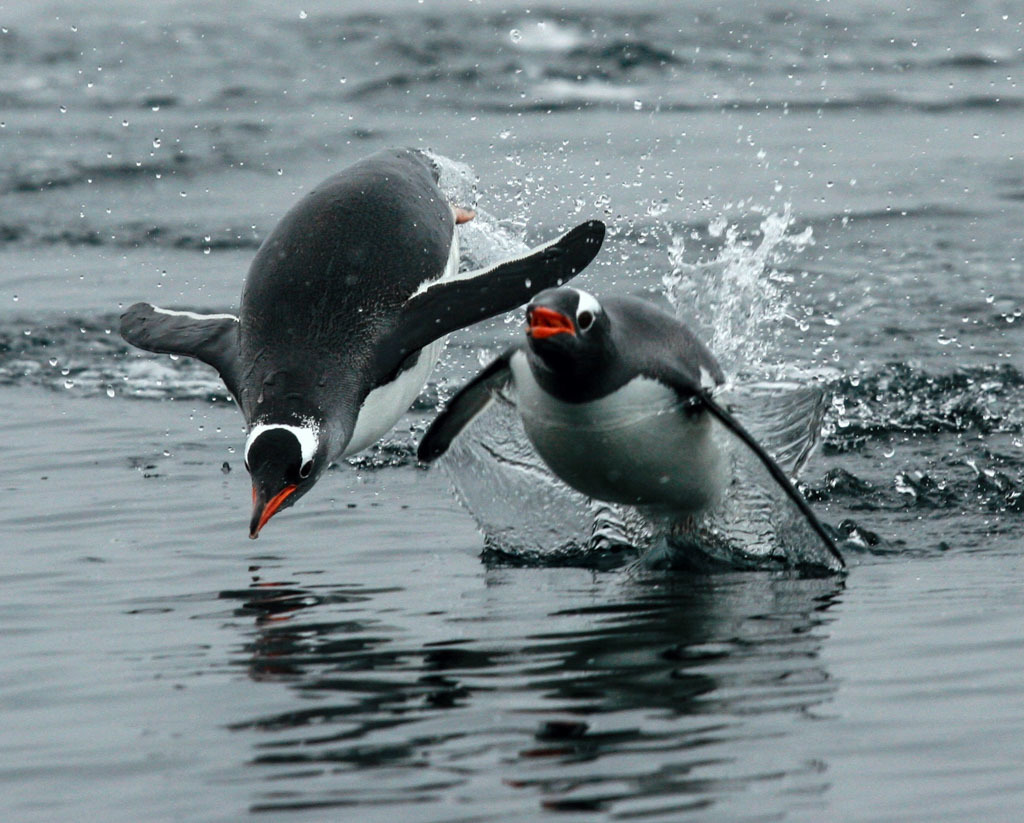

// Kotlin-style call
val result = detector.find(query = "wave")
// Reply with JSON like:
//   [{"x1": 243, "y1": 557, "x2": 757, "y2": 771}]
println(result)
[
  {"x1": 0, "y1": 221, "x2": 262, "y2": 250},
  {"x1": 0, "y1": 7, "x2": 1018, "y2": 117}
]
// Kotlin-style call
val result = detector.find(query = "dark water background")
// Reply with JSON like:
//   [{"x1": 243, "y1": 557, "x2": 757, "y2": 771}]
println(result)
[{"x1": 3, "y1": 0, "x2": 1024, "y2": 820}]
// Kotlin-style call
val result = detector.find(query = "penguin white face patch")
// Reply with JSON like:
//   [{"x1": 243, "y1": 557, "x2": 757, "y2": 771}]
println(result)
[
  {"x1": 573, "y1": 289, "x2": 601, "y2": 329},
  {"x1": 245, "y1": 421, "x2": 320, "y2": 470}
]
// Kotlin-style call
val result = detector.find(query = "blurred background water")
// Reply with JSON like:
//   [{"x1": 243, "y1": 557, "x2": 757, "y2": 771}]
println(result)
[{"x1": 2, "y1": 0, "x2": 1024, "y2": 820}]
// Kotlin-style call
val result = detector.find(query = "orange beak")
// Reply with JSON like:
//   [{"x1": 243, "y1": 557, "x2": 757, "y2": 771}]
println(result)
[
  {"x1": 249, "y1": 484, "x2": 297, "y2": 539},
  {"x1": 527, "y1": 306, "x2": 575, "y2": 339}
]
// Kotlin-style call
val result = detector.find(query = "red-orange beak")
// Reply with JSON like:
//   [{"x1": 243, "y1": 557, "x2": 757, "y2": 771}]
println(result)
[
  {"x1": 527, "y1": 306, "x2": 575, "y2": 339},
  {"x1": 249, "y1": 484, "x2": 297, "y2": 539}
]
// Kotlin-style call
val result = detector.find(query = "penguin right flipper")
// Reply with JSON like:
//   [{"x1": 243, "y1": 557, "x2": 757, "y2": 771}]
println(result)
[
  {"x1": 417, "y1": 348, "x2": 515, "y2": 462},
  {"x1": 385, "y1": 221, "x2": 605, "y2": 370},
  {"x1": 120, "y1": 302, "x2": 243, "y2": 403},
  {"x1": 689, "y1": 389, "x2": 845, "y2": 568}
]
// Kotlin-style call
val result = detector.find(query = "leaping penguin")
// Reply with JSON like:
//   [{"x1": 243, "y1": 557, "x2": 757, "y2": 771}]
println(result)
[
  {"x1": 120, "y1": 149, "x2": 605, "y2": 537},
  {"x1": 418, "y1": 286, "x2": 843, "y2": 567}
]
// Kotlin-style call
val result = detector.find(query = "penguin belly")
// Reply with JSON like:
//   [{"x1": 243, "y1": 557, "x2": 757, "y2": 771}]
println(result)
[
  {"x1": 344, "y1": 337, "x2": 444, "y2": 457},
  {"x1": 343, "y1": 227, "x2": 460, "y2": 458},
  {"x1": 511, "y1": 358, "x2": 729, "y2": 515}
]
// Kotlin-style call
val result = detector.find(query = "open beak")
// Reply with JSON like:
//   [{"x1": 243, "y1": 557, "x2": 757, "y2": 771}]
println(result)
[
  {"x1": 249, "y1": 484, "x2": 297, "y2": 539},
  {"x1": 527, "y1": 306, "x2": 575, "y2": 339}
]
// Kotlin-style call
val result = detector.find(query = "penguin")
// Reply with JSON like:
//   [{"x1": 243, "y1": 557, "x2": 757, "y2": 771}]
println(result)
[
  {"x1": 120, "y1": 149, "x2": 605, "y2": 538},
  {"x1": 417, "y1": 286, "x2": 843, "y2": 567}
]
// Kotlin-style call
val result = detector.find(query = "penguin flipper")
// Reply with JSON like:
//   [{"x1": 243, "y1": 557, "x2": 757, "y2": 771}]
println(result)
[
  {"x1": 418, "y1": 349, "x2": 515, "y2": 462},
  {"x1": 667, "y1": 380, "x2": 844, "y2": 569},
  {"x1": 388, "y1": 220, "x2": 606, "y2": 365},
  {"x1": 120, "y1": 303, "x2": 243, "y2": 402}
]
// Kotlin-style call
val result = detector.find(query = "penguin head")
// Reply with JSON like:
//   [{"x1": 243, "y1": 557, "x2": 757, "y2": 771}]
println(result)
[
  {"x1": 244, "y1": 423, "x2": 326, "y2": 538},
  {"x1": 525, "y1": 287, "x2": 609, "y2": 371}
]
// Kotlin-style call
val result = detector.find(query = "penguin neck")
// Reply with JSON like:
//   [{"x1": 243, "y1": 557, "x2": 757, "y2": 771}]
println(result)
[{"x1": 525, "y1": 341, "x2": 620, "y2": 404}]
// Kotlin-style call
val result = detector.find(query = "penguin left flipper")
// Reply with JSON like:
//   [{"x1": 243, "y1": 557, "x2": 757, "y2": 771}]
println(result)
[
  {"x1": 417, "y1": 348, "x2": 514, "y2": 462},
  {"x1": 666, "y1": 379, "x2": 844, "y2": 568},
  {"x1": 120, "y1": 302, "x2": 243, "y2": 403},
  {"x1": 380, "y1": 220, "x2": 605, "y2": 368}
]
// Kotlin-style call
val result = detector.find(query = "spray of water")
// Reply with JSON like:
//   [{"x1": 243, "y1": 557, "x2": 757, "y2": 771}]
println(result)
[
  {"x1": 422, "y1": 153, "x2": 838, "y2": 571},
  {"x1": 662, "y1": 204, "x2": 813, "y2": 378}
]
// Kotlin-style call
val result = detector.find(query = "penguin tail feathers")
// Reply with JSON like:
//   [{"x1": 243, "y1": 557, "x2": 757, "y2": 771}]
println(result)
[{"x1": 120, "y1": 302, "x2": 243, "y2": 403}]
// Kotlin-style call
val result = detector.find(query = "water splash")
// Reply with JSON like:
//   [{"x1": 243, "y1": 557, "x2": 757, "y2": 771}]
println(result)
[
  {"x1": 423, "y1": 148, "x2": 531, "y2": 273},
  {"x1": 662, "y1": 204, "x2": 813, "y2": 378},
  {"x1": 429, "y1": 191, "x2": 840, "y2": 571}
]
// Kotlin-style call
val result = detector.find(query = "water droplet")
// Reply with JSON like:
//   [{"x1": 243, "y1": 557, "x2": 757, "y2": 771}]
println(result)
[
  {"x1": 48, "y1": 358, "x2": 58, "y2": 367},
  {"x1": 11, "y1": 294, "x2": 17, "y2": 302},
  {"x1": 179, "y1": 191, "x2": 187, "y2": 197},
  {"x1": 633, "y1": 100, "x2": 643, "y2": 111},
  {"x1": 106, "y1": 387, "x2": 115, "y2": 398},
  {"x1": 276, "y1": 168, "x2": 283, "y2": 175},
  {"x1": 58, "y1": 105, "x2": 67, "y2": 114},
  {"x1": 509, "y1": 28, "x2": 522, "y2": 43},
  {"x1": 121, "y1": 119, "x2": 129, "y2": 127},
  {"x1": 64, "y1": 379, "x2": 75, "y2": 389},
  {"x1": 299, "y1": 9, "x2": 307, "y2": 18},
  {"x1": 152, "y1": 137, "x2": 161, "y2": 148}
]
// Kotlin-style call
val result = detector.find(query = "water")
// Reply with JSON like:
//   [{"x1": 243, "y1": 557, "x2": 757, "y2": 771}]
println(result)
[{"x1": 2, "y1": 0, "x2": 1024, "y2": 819}]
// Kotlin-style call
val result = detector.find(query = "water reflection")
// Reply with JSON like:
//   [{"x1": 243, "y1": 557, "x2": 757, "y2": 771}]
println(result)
[{"x1": 223, "y1": 569, "x2": 843, "y2": 818}]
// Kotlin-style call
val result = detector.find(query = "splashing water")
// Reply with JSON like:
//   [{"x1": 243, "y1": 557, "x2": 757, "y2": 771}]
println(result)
[
  {"x1": 424, "y1": 148, "x2": 531, "y2": 273},
  {"x1": 662, "y1": 204, "x2": 813, "y2": 378},
  {"x1": 427, "y1": 171, "x2": 840, "y2": 571}
]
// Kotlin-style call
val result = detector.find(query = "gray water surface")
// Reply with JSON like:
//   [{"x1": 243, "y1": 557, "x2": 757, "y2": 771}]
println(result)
[{"x1": 3, "y1": 1, "x2": 1024, "y2": 820}]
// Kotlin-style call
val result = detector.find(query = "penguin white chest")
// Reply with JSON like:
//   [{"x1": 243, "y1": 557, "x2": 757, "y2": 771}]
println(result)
[
  {"x1": 344, "y1": 337, "x2": 444, "y2": 457},
  {"x1": 343, "y1": 227, "x2": 461, "y2": 458},
  {"x1": 510, "y1": 353, "x2": 729, "y2": 515}
]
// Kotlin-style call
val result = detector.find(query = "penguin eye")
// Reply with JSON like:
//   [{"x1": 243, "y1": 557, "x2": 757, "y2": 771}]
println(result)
[
  {"x1": 299, "y1": 460, "x2": 313, "y2": 479},
  {"x1": 577, "y1": 310, "x2": 595, "y2": 331}
]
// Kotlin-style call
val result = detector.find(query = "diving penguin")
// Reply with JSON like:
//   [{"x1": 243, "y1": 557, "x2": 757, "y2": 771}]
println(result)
[
  {"x1": 120, "y1": 149, "x2": 605, "y2": 537},
  {"x1": 417, "y1": 286, "x2": 843, "y2": 567}
]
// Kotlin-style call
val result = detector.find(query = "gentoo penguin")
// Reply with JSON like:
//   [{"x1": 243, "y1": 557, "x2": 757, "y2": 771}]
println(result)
[
  {"x1": 418, "y1": 287, "x2": 843, "y2": 567},
  {"x1": 120, "y1": 149, "x2": 605, "y2": 538}
]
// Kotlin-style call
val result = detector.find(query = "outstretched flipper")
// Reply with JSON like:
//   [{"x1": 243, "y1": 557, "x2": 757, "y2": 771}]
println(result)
[
  {"x1": 120, "y1": 303, "x2": 243, "y2": 403},
  {"x1": 381, "y1": 220, "x2": 605, "y2": 370},
  {"x1": 418, "y1": 349, "x2": 515, "y2": 462},
  {"x1": 688, "y1": 389, "x2": 844, "y2": 568}
]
